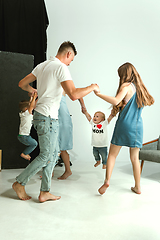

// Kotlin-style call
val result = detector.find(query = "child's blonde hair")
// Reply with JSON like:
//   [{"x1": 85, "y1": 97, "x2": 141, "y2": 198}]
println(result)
[
  {"x1": 19, "y1": 100, "x2": 30, "y2": 112},
  {"x1": 112, "y1": 62, "x2": 154, "y2": 116}
]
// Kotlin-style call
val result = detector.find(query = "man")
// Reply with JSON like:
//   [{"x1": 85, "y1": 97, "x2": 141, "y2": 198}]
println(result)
[{"x1": 12, "y1": 41, "x2": 100, "y2": 202}]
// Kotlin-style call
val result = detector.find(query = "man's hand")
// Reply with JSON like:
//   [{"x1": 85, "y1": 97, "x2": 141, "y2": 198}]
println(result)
[{"x1": 28, "y1": 89, "x2": 38, "y2": 98}]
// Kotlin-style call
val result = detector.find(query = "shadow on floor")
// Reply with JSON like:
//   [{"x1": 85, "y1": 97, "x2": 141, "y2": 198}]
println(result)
[{"x1": 117, "y1": 162, "x2": 160, "y2": 182}]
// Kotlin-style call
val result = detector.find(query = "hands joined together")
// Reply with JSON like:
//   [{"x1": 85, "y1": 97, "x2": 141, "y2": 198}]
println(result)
[
  {"x1": 28, "y1": 90, "x2": 38, "y2": 102},
  {"x1": 91, "y1": 83, "x2": 100, "y2": 95}
]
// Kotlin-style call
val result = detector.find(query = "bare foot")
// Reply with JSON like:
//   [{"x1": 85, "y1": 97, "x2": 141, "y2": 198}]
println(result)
[
  {"x1": 39, "y1": 191, "x2": 61, "y2": 203},
  {"x1": 98, "y1": 181, "x2": 109, "y2": 195},
  {"x1": 94, "y1": 161, "x2": 101, "y2": 167},
  {"x1": 20, "y1": 153, "x2": 31, "y2": 161},
  {"x1": 131, "y1": 187, "x2": 141, "y2": 194},
  {"x1": 57, "y1": 171, "x2": 72, "y2": 180},
  {"x1": 12, "y1": 182, "x2": 31, "y2": 200},
  {"x1": 102, "y1": 164, "x2": 106, "y2": 169}
]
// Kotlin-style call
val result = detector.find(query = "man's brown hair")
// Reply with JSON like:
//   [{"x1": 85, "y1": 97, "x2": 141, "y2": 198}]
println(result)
[{"x1": 57, "y1": 41, "x2": 77, "y2": 56}]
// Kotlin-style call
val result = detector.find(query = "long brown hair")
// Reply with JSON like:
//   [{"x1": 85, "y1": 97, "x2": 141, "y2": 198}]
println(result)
[{"x1": 112, "y1": 62, "x2": 154, "y2": 116}]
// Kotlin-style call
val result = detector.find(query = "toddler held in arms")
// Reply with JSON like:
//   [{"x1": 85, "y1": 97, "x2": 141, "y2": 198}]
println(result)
[
  {"x1": 83, "y1": 108, "x2": 113, "y2": 169},
  {"x1": 17, "y1": 92, "x2": 38, "y2": 161}
]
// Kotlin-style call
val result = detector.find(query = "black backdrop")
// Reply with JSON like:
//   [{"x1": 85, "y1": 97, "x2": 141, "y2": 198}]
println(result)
[
  {"x1": 0, "y1": 0, "x2": 49, "y2": 169},
  {"x1": 0, "y1": 51, "x2": 34, "y2": 169}
]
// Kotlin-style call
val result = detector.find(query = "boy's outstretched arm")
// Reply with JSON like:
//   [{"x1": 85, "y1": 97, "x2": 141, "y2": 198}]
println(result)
[
  {"x1": 28, "y1": 92, "x2": 37, "y2": 114},
  {"x1": 107, "y1": 109, "x2": 115, "y2": 123},
  {"x1": 107, "y1": 114, "x2": 113, "y2": 124},
  {"x1": 84, "y1": 110, "x2": 92, "y2": 122},
  {"x1": 78, "y1": 98, "x2": 91, "y2": 122},
  {"x1": 78, "y1": 98, "x2": 87, "y2": 114}
]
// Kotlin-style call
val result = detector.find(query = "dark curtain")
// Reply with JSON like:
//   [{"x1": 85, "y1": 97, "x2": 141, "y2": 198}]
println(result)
[
  {"x1": 0, "y1": 0, "x2": 49, "y2": 67},
  {"x1": 0, "y1": 0, "x2": 49, "y2": 167}
]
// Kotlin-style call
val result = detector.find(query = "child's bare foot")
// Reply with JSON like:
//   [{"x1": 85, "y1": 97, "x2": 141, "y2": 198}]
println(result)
[
  {"x1": 98, "y1": 181, "x2": 109, "y2": 195},
  {"x1": 102, "y1": 164, "x2": 106, "y2": 169},
  {"x1": 20, "y1": 153, "x2": 31, "y2": 161},
  {"x1": 12, "y1": 182, "x2": 31, "y2": 200},
  {"x1": 131, "y1": 187, "x2": 141, "y2": 194},
  {"x1": 57, "y1": 171, "x2": 72, "y2": 180},
  {"x1": 39, "y1": 191, "x2": 61, "y2": 203},
  {"x1": 94, "y1": 161, "x2": 101, "y2": 167}
]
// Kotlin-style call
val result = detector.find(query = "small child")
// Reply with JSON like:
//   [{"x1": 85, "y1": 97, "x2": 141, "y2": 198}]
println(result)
[
  {"x1": 83, "y1": 109, "x2": 113, "y2": 169},
  {"x1": 17, "y1": 92, "x2": 38, "y2": 160}
]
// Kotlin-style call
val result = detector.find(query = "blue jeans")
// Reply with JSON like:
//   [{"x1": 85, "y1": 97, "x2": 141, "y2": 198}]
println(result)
[
  {"x1": 16, "y1": 111, "x2": 59, "y2": 192},
  {"x1": 93, "y1": 146, "x2": 108, "y2": 165},
  {"x1": 17, "y1": 135, "x2": 38, "y2": 155}
]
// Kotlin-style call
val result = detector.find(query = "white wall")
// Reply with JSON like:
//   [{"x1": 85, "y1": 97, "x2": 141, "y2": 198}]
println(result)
[{"x1": 45, "y1": 0, "x2": 160, "y2": 163}]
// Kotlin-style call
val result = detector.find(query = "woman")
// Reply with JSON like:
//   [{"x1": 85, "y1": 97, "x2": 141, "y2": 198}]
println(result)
[
  {"x1": 56, "y1": 91, "x2": 73, "y2": 179},
  {"x1": 95, "y1": 62, "x2": 154, "y2": 194},
  {"x1": 57, "y1": 91, "x2": 86, "y2": 179}
]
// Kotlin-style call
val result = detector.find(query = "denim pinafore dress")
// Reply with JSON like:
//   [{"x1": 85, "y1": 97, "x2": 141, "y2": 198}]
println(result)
[
  {"x1": 58, "y1": 95, "x2": 73, "y2": 151},
  {"x1": 111, "y1": 86, "x2": 143, "y2": 148}
]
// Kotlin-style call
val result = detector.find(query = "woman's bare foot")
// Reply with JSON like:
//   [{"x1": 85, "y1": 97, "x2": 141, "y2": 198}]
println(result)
[
  {"x1": 131, "y1": 187, "x2": 141, "y2": 194},
  {"x1": 12, "y1": 182, "x2": 31, "y2": 200},
  {"x1": 39, "y1": 191, "x2": 61, "y2": 203},
  {"x1": 94, "y1": 161, "x2": 101, "y2": 167},
  {"x1": 98, "y1": 181, "x2": 109, "y2": 195},
  {"x1": 20, "y1": 153, "x2": 31, "y2": 161},
  {"x1": 57, "y1": 171, "x2": 72, "y2": 180},
  {"x1": 102, "y1": 164, "x2": 106, "y2": 169}
]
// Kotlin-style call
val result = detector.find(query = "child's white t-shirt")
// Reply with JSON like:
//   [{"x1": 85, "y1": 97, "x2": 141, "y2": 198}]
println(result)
[
  {"x1": 19, "y1": 110, "x2": 33, "y2": 135},
  {"x1": 90, "y1": 119, "x2": 109, "y2": 147},
  {"x1": 32, "y1": 57, "x2": 72, "y2": 119}
]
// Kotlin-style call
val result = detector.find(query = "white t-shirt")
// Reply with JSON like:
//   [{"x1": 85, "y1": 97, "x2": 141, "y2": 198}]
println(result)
[
  {"x1": 19, "y1": 110, "x2": 33, "y2": 135},
  {"x1": 90, "y1": 119, "x2": 109, "y2": 147},
  {"x1": 32, "y1": 57, "x2": 72, "y2": 119}
]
